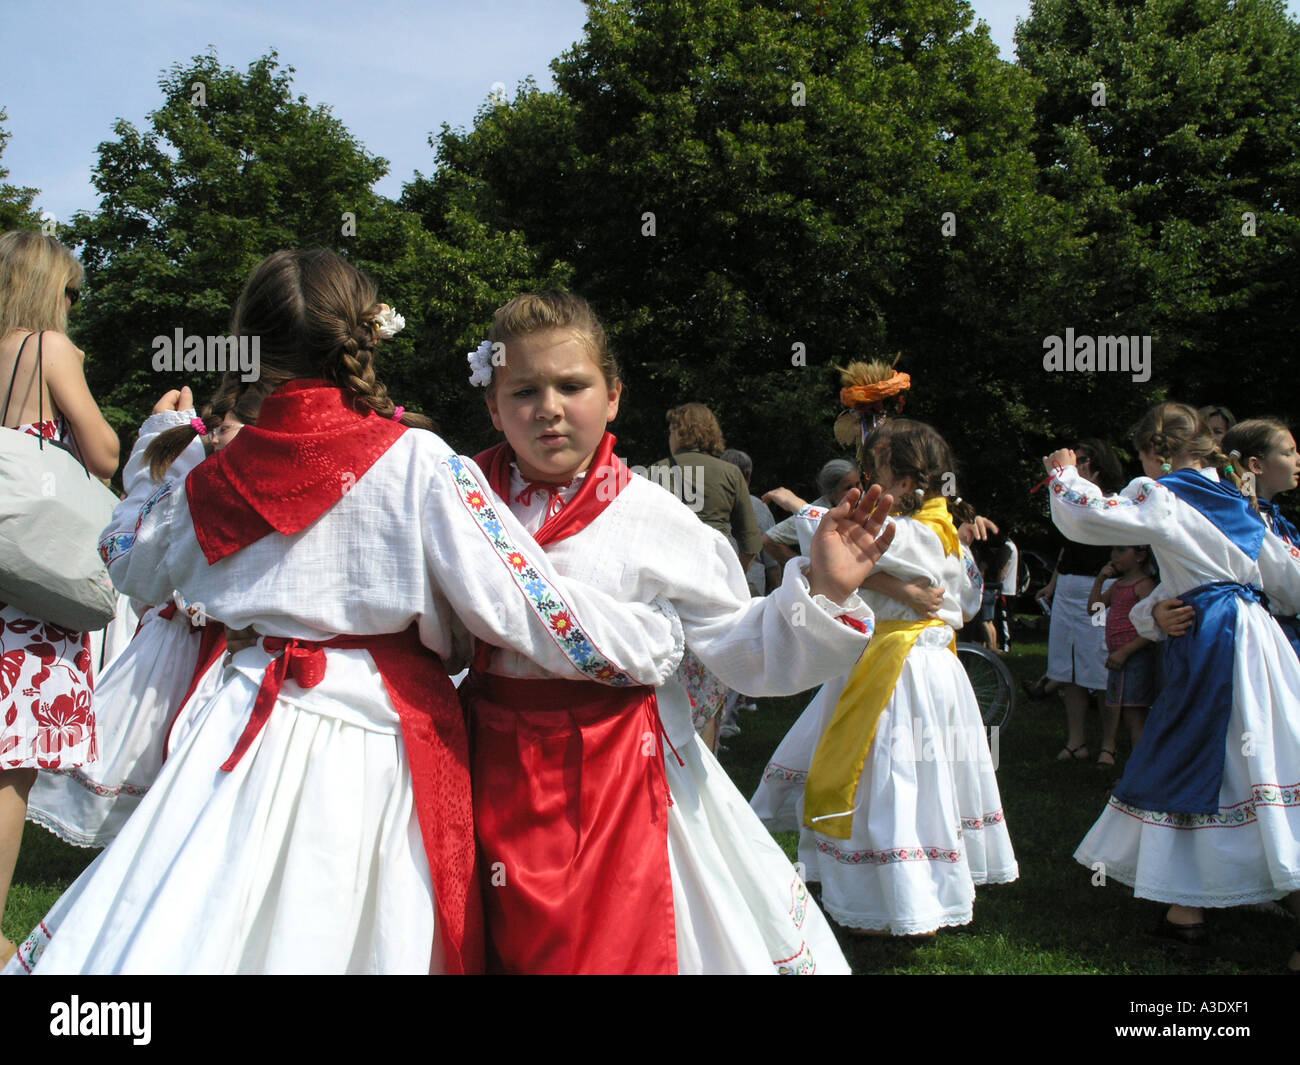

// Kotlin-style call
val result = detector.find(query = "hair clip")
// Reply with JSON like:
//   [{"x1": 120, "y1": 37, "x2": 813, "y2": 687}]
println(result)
[
  {"x1": 190, "y1": 417, "x2": 208, "y2": 435},
  {"x1": 1228, "y1": 449, "x2": 1241, "y2": 458},
  {"x1": 1224, "y1": 464, "x2": 1235, "y2": 474},
  {"x1": 391, "y1": 405, "x2": 405, "y2": 421},
  {"x1": 1160, "y1": 462, "x2": 1172, "y2": 473}
]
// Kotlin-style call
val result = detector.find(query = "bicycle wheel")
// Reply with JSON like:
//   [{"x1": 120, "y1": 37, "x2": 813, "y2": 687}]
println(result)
[{"x1": 957, "y1": 642, "x2": 1015, "y2": 733}]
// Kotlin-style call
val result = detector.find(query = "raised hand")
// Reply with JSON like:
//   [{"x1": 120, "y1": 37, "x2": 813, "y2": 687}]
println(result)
[
  {"x1": 152, "y1": 386, "x2": 194, "y2": 415},
  {"x1": 1043, "y1": 448, "x2": 1077, "y2": 475},
  {"x1": 807, "y1": 484, "x2": 896, "y2": 603}
]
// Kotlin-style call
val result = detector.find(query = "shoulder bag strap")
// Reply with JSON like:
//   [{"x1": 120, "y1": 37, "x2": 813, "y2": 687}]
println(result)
[{"x1": 1, "y1": 332, "x2": 34, "y2": 429}]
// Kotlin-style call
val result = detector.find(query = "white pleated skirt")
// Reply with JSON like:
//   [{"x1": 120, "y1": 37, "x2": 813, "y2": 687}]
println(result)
[
  {"x1": 6, "y1": 643, "x2": 438, "y2": 975},
  {"x1": 1074, "y1": 605, "x2": 1300, "y2": 907},
  {"x1": 668, "y1": 732, "x2": 848, "y2": 973},
  {"x1": 27, "y1": 607, "x2": 219, "y2": 849},
  {"x1": 752, "y1": 629, "x2": 1017, "y2": 935}
]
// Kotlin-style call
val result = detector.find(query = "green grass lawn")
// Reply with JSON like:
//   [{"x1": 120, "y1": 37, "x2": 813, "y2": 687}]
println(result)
[{"x1": 6, "y1": 628, "x2": 1294, "y2": 972}]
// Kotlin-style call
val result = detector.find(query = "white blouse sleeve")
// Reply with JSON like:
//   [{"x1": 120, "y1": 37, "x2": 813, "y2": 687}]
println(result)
[
  {"x1": 1258, "y1": 532, "x2": 1300, "y2": 617},
  {"x1": 667, "y1": 534, "x2": 874, "y2": 699},
  {"x1": 1128, "y1": 581, "x2": 1167, "y2": 642},
  {"x1": 425, "y1": 454, "x2": 684, "y2": 687},
  {"x1": 1048, "y1": 467, "x2": 1175, "y2": 547},
  {"x1": 958, "y1": 545, "x2": 984, "y2": 622},
  {"x1": 98, "y1": 411, "x2": 208, "y2": 607}
]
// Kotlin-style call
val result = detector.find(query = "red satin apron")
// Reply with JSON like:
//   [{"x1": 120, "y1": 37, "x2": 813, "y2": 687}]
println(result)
[{"x1": 463, "y1": 671, "x2": 677, "y2": 975}]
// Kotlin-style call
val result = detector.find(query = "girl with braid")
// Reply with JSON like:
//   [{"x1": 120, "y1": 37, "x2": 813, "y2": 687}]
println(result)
[
  {"x1": 1045, "y1": 402, "x2": 1300, "y2": 967},
  {"x1": 6, "y1": 249, "x2": 684, "y2": 974}
]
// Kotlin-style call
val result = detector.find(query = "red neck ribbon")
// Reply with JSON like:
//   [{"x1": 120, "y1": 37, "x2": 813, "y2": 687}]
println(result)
[
  {"x1": 474, "y1": 431, "x2": 631, "y2": 547},
  {"x1": 186, "y1": 380, "x2": 405, "y2": 564}
]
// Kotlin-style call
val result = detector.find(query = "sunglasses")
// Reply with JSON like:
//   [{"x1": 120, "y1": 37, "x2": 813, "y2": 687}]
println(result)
[{"x1": 65, "y1": 287, "x2": 81, "y2": 306}]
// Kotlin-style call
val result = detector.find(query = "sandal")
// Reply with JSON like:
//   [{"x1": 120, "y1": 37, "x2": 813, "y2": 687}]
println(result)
[
  {"x1": 1146, "y1": 915, "x2": 1207, "y2": 949},
  {"x1": 1096, "y1": 747, "x2": 1117, "y2": 768},
  {"x1": 1056, "y1": 745, "x2": 1089, "y2": 761}
]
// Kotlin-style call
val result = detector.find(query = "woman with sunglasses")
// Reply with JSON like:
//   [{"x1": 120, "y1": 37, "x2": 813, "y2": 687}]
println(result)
[{"x1": 0, "y1": 231, "x2": 118, "y2": 967}]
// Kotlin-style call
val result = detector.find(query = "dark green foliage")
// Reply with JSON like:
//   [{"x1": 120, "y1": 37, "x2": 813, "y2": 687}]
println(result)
[{"x1": 0, "y1": 108, "x2": 41, "y2": 232}]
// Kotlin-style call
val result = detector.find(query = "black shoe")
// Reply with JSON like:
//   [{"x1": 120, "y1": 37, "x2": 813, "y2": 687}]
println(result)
[
  {"x1": 1021, "y1": 678, "x2": 1050, "y2": 701},
  {"x1": 1145, "y1": 917, "x2": 1207, "y2": 949}
]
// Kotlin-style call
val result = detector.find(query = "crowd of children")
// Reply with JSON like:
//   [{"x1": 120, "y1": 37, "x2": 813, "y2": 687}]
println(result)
[{"x1": 3, "y1": 241, "x2": 1299, "y2": 974}]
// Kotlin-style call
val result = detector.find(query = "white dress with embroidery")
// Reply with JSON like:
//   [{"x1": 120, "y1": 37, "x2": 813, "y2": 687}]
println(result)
[
  {"x1": 1049, "y1": 465, "x2": 1300, "y2": 907},
  {"x1": 751, "y1": 514, "x2": 1018, "y2": 935},
  {"x1": 5, "y1": 411, "x2": 682, "y2": 975},
  {"x1": 26, "y1": 589, "x2": 222, "y2": 850},
  {"x1": 499, "y1": 465, "x2": 873, "y2": 973}
]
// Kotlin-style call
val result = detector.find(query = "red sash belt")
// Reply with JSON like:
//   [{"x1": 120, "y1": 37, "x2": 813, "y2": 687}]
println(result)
[
  {"x1": 462, "y1": 671, "x2": 678, "y2": 975},
  {"x1": 219, "y1": 625, "x2": 483, "y2": 974}
]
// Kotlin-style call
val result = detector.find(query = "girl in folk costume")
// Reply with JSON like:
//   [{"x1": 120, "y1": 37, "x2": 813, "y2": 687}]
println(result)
[
  {"x1": 1142, "y1": 420, "x2": 1300, "y2": 663},
  {"x1": 5, "y1": 250, "x2": 684, "y2": 975},
  {"x1": 1, "y1": 232, "x2": 119, "y2": 969},
  {"x1": 753, "y1": 417, "x2": 1017, "y2": 935},
  {"x1": 463, "y1": 291, "x2": 898, "y2": 974},
  {"x1": 25, "y1": 387, "x2": 261, "y2": 849},
  {"x1": 1045, "y1": 403, "x2": 1300, "y2": 966}
]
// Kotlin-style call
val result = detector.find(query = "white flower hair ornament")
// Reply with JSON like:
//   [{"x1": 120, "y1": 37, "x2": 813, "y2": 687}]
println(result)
[
  {"x1": 467, "y1": 340, "x2": 495, "y2": 388},
  {"x1": 372, "y1": 305, "x2": 406, "y2": 339}
]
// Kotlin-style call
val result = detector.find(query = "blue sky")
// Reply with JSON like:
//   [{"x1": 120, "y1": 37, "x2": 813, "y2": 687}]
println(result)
[{"x1": 3, "y1": 0, "x2": 1297, "y2": 224}]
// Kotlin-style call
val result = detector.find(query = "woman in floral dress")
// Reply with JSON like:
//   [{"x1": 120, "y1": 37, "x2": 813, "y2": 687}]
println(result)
[{"x1": 0, "y1": 231, "x2": 119, "y2": 966}]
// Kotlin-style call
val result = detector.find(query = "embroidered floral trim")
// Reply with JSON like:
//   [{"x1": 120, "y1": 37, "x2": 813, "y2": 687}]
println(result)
[
  {"x1": 1108, "y1": 783, "x2": 1300, "y2": 829},
  {"x1": 963, "y1": 549, "x2": 984, "y2": 596},
  {"x1": 763, "y1": 762, "x2": 808, "y2": 784},
  {"x1": 1049, "y1": 476, "x2": 1149, "y2": 509},
  {"x1": 961, "y1": 809, "x2": 1006, "y2": 830},
  {"x1": 52, "y1": 765, "x2": 150, "y2": 800},
  {"x1": 445, "y1": 455, "x2": 637, "y2": 686},
  {"x1": 99, "y1": 481, "x2": 172, "y2": 566},
  {"x1": 14, "y1": 920, "x2": 52, "y2": 973},
  {"x1": 774, "y1": 940, "x2": 816, "y2": 975},
  {"x1": 816, "y1": 839, "x2": 962, "y2": 865},
  {"x1": 788, "y1": 875, "x2": 808, "y2": 930}
]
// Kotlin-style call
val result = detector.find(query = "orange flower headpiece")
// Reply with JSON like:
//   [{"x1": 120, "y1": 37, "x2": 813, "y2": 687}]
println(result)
[{"x1": 832, "y1": 358, "x2": 911, "y2": 449}]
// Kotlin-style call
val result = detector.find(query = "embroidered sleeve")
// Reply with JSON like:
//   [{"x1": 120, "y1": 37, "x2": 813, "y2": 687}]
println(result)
[
  {"x1": 96, "y1": 415, "x2": 208, "y2": 605},
  {"x1": 432, "y1": 454, "x2": 683, "y2": 686},
  {"x1": 1048, "y1": 467, "x2": 1172, "y2": 548},
  {"x1": 792, "y1": 504, "x2": 822, "y2": 556}
]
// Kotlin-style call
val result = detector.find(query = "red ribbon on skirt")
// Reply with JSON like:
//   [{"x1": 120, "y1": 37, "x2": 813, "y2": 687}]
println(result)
[
  {"x1": 462, "y1": 671, "x2": 677, "y2": 975},
  {"x1": 216, "y1": 625, "x2": 483, "y2": 975}
]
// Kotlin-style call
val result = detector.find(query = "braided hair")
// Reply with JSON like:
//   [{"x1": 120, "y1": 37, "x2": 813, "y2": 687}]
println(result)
[
  {"x1": 144, "y1": 379, "x2": 265, "y2": 481},
  {"x1": 1133, "y1": 401, "x2": 1242, "y2": 490},
  {"x1": 224, "y1": 248, "x2": 432, "y2": 429},
  {"x1": 862, "y1": 418, "x2": 957, "y2": 517}
]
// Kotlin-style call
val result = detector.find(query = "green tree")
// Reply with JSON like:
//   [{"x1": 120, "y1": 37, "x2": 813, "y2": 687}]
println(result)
[
  {"x1": 68, "y1": 50, "x2": 558, "y2": 452},
  {"x1": 408, "y1": 0, "x2": 1086, "y2": 529},
  {"x1": 0, "y1": 108, "x2": 41, "y2": 231},
  {"x1": 1017, "y1": 0, "x2": 1300, "y2": 424}
]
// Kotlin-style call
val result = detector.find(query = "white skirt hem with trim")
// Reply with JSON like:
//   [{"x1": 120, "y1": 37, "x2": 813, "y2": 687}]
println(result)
[
  {"x1": 5, "y1": 644, "x2": 440, "y2": 975},
  {"x1": 751, "y1": 637, "x2": 1017, "y2": 937}
]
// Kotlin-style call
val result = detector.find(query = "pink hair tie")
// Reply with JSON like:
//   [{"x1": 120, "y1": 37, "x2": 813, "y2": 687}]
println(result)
[
  {"x1": 190, "y1": 417, "x2": 208, "y2": 434},
  {"x1": 391, "y1": 406, "x2": 405, "y2": 421}
]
